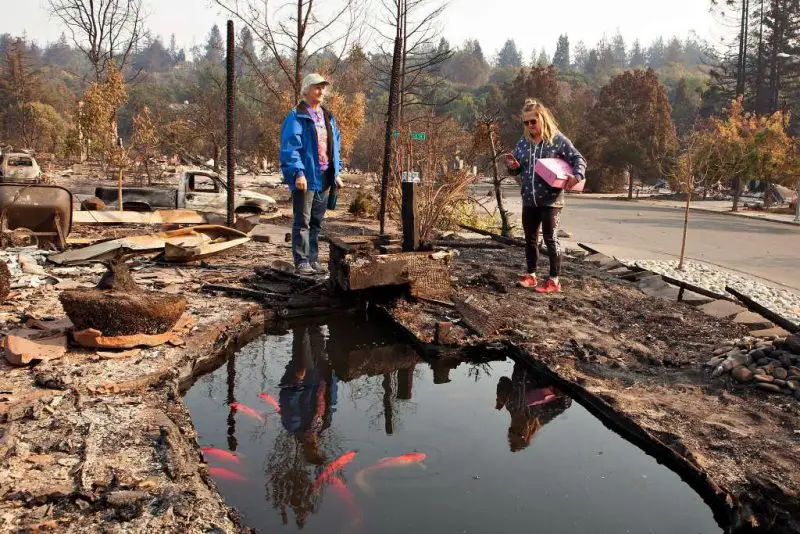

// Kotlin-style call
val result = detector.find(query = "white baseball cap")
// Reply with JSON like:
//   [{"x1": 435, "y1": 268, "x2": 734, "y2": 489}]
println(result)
[{"x1": 301, "y1": 73, "x2": 330, "y2": 95}]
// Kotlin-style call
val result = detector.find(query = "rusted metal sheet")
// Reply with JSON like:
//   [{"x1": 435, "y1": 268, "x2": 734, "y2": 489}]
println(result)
[{"x1": 0, "y1": 183, "x2": 72, "y2": 249}]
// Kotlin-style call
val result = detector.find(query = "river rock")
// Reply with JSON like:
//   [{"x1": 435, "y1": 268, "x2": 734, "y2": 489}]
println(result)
[
  {"x1": 773, "y1": 368, "x2": 789, "y2": 380},
  {"x1": 706, "y1": 356, "x2": 724, "y2": 368},
  {"x1": 754, "y1": 374, "x2": 775, "y2": 384},
  {"x1": 774, "y1": 379, "x2": 788, "y2": 388},
  {"x1": 756, "y1": 383, "x2": 782, "y2": 393},
  {"x1": 732, "y1": 367, "x2": 754, "y2": 384},
  {"x1": 749, "y1": 349, "x2": 767, "y2": 361},
  {"x1": 757, "y1": 357, "x2": 774, "y2": 367},
  {"x1": 787, "y1": 380, "x2": 798, "y2": 392},
  {"x1": 789, "y1": 367, "x2": 800, "y2": 378},
  {"x1": 754, "y1": 368, "x2": 767, "y2": 376},
  {"x1": 785, "y1": 334, "x2": 800, "y2": 355},
  {"x1": 778, "y1": 353, "x2": 793, "y2": 368},
  {"x1": 713, "y1": 345, "x2": 734, "y2": 356}
]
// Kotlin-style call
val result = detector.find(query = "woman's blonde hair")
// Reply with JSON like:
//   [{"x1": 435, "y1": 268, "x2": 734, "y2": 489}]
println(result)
[{"x1": 521, "y1": 98, "x2": 559, "y2": 144}]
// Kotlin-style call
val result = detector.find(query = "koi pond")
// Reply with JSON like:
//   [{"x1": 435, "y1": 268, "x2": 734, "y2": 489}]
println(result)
[{"x1": 185, "y1": 314, "x2": 723, "y2": 534}]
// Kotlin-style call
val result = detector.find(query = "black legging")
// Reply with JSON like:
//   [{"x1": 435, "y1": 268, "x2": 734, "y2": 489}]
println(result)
[{"x1": 522, "y1": 206, "x2": 562, "y2": 277}]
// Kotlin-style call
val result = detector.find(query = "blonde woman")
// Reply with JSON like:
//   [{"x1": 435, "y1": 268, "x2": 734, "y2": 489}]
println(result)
[{"x1": 505, "y1": 99, "x2": 586, "y2": 293}]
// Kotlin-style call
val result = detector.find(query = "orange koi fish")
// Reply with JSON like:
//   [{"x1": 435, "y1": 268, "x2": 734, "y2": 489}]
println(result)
[
  {"x1": 230, "y1": 402, "x2": 265, "y2": 422},
  {"x1": 355, "y1": 453, "x2": 426, "y2": 495},
  {"x1": 313, "y1": 450, "x2": 358, "y2": 492},
  {"x1": 208, "y1": 466, "x2": 247, "y2": 482},
  {"x1": 330, "y1": 476, "x2": 363, "y2": 524},
  {"x1": 201, "y1": 447, "x2": 241, "y2": 464},
  {"x1": 258, "y1": 392, "x2": 281, "y2": 413}
]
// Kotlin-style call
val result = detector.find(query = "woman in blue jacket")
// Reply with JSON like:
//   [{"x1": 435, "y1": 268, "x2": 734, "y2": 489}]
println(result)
[{"x1": 280, "y1": 73, "x2": 343, "y2": 275}]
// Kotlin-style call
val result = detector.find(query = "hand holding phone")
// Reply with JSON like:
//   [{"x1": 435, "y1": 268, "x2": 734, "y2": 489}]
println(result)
[{"x1": 505, "y1": 153, "x2": 520, "y2": 170}]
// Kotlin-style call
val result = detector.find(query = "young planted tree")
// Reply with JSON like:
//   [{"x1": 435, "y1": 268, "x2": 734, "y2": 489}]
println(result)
[
  {"x1": 474, "y1": 111, "x2": 512, "y2": 236},
  {"x1": 131, "y1": 105, "x2": 160, "y2": 184},
  {"x1": 76, "y1": 63, "x2": 128, "y2": 165}
]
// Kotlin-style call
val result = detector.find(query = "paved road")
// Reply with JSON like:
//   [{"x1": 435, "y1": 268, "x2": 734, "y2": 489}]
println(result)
[{"x1": 474, "y1": 186, "x2": 800, "y2": 291}]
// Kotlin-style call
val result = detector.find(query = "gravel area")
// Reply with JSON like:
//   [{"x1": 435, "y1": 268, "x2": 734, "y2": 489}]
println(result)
[{"x1": 619, "y1": 258, "x2": 800, "y2": 323}]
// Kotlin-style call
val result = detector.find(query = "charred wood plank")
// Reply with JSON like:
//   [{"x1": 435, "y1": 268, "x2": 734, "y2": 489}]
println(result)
[
  {"x1": 458, "y1": 224, "x2": 525, "y2": 247},
  {"x1": 726, "y1": 286, "x2": 799, "y2": 334},
  {"x1": 660, "y1": 275, "x2": 733, "y2": 303},
  {"x1": 432, "y1": 240, "x2": 505, "y2": 249},
  {"x1": 202, "y1": 284, "x2": 280, "y2": 302}
]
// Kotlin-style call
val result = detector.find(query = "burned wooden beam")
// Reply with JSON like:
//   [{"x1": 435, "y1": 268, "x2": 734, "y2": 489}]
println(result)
[
  {"x1": 458, "y1": 224, "x2": 525, "y2": 247},
  {"x1": 660, "y1": 275, "x2": 734, "y2": 303},
  {"x1": 433, "y1": 240, "x2": 505, "y2": 250},
  {"x1": 726, "y1": 286, "x2": 799, "y2": 334},
  {"x1": 577, "y1": 242, "x2": 601, "y2": 255},
  {"x1": 329, "y1": 236, "x2": 453, "y2": 301}
]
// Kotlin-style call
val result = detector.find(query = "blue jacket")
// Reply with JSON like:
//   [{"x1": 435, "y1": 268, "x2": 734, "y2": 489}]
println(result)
[
  {"x1": 509, "y1": 132, "x2": 587, "y2": 208},
  {"x1": 280, "y1": 102, "x2": 342, "y2": 192}
]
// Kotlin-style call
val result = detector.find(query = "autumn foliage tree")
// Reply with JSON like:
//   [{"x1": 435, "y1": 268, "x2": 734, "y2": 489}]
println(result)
[
  {"x1": 585, "y1": 69, "x2": 678, "y2": 195},
  {"x1": 701, "y1": 97, "x2": 798, "y2": 211},
  {"x1": 131, "y1": 105, "x2": 160, "y2": 183},
  {"x1": 76, "y1": 63, "x2": 128, "y2": 168}
]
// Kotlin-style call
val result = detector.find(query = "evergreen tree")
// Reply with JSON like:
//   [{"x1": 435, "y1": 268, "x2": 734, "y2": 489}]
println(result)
[
  {"x1": 629, "y1": 39, "x2": 647, "y2": 68},
  {"x1": 553, "y1": 34, "x2": 571, "y2": 70},
  {"x1": 536, "y1": 48, "x2": 551, "y2": 67},
  {"x1": 665, "y1": 37, "x2": 684, "y2": 64},
  {"x1": 573, "y1": 40, "x2": 589, "y2": 71},
  {"x1": 205, "y1": 24, "x2": 224, "y2": 63},
  {"x1": 647, "y1": 37, "x2": 666, "y2": 69},
  {"x1": 611, "y1": 31, "x2": 627, "y2": 68},
  {"x1": 496, "y1": 39, "x2": 523, "y2": 69}
]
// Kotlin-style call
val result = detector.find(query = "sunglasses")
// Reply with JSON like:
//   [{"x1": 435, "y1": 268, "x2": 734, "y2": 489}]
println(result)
[{"x1": 523, "y1": 119, "x2": 538, "y2": 126}]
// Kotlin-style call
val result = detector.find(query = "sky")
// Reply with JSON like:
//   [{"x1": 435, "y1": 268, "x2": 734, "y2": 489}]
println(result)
[{"x1": 4, "y1": 0, "x2": 725, "y2": 59}]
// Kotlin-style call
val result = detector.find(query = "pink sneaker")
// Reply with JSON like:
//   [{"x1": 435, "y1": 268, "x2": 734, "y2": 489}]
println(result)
[
  {"x1": 518, "y1": 274, "x2": 537, "y2": 289},
  {"x1": 535, "y1": 278, "x2": 562, "y2": 293}
]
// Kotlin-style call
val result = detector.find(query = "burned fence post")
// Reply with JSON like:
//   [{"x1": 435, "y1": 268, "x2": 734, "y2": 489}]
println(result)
[
  {"x1": 401, "y1": 177, "x2": 419, "y2": 252},
  {"x1": 226, "y1": 19, "x2": 236, "y2": 228}
]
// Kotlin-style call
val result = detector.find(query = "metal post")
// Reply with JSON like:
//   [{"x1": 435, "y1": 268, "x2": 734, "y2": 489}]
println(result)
[{"x1": 226, "y1": 20, "x2": 236, "y2": 228}]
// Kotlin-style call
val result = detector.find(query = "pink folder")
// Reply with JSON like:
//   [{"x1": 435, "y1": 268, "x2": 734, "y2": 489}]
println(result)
[{"x1": 535, "y1": 158, "x2": 585, "y2": 192}]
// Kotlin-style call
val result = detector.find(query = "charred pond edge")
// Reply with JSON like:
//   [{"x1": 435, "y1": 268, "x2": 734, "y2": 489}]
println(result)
[{"x1": 503, "y1": 342, "x2": 736, "y2": 533}]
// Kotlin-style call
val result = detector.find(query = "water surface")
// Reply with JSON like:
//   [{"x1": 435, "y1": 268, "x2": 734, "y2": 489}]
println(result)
[{"x1": 185, "y1": 314, "x2": 721, "y2": 534}]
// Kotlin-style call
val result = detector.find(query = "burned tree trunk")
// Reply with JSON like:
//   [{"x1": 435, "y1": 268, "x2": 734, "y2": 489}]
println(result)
[
  {"x1": 488, "y1": 128, "x2": 512, "y2": 237},
  {"x1": 60, "y1": 257, "x2": 185, "y2": 336},
  {"x1": 0, "y1": 262, "x2": 9, "y2": 303}
]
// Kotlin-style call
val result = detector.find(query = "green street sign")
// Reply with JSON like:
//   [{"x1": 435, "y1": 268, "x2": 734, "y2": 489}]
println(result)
[
  {"x1": 411, "y1": 132, "x2": 426, "y2": 141},
  {"x1": 392, "y1": 130, "x2": 400, "y2": 138}
]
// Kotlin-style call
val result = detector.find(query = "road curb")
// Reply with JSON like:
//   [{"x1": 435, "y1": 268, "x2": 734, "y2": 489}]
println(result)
[{"x1": 613, "y1": 198, "x2": 800, "y2": 228}]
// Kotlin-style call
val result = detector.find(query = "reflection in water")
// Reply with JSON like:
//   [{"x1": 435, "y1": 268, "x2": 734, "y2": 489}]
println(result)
[
  {"x1": 268, "y1": 324, "x2": 337, "y2": 527},
  {"x1": 495, "y1": 363, "x2": 572, "y2": 453},
  {"x1": 226, "y1": 351, "x2": 237, "y2": 451}
]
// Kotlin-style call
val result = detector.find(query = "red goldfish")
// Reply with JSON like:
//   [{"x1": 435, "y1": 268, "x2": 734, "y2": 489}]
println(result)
[
  {"x1": 312, "y1": 450, "x2": 358, "y2": 492},
  {"x1": 330, "y1": 476, "x2": 363, "y2": 524},
  {"x1": 258, "y1": 392, "x2": 281, "y2": 413},
  {"x1": 230, "y1": 402, "x2": 265, "y2": 422},
  {"x1": 355, "y1": 453, "x2": 426, "y2": 495},
  {"x1": 208, "y1": 466, "x2": 247, "y2": 482},
  {"x1": 201, "y1": 447, "x2": 241, "y2": 464}
]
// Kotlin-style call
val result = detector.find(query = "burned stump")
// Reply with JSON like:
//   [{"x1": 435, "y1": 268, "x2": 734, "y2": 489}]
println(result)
[
  {"x1": 0, "y1": 261, "x2": 9, "y2": 302},
  {"x1": 59, "y1": 258, "x2": 186, "y2": 336},
  {"x1": 328, "y1": 236, "x2": 452, "y2": 301},
  {"x1": 60, "y1": 290, "x2": 185, "y2": 336}
]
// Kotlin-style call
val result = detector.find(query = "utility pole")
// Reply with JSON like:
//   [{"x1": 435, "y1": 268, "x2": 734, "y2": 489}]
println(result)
[
  {"x1": 226, "y1": 20, "x2": 236, "y2": 227},
  {"x1": 378, "y1": 1, "x2": 404, "y2": 236}
]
